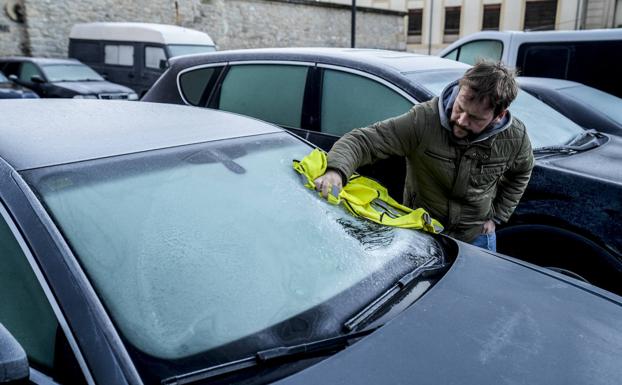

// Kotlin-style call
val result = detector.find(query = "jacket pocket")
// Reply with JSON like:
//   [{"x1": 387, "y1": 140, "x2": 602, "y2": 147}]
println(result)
[{"x1": 470, "y1": 162, "x2": 506, "y2": 190}]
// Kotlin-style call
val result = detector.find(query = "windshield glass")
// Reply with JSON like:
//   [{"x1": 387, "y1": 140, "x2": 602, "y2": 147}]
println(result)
[
  {"x1": 0, "y1": 71, "x2": 8, "y2": 83},
  {"x1": 167, "y1": 44, "x2": 217, "y2": 57},
  {"x1": 41, "y1": 64, "x2": 104, "y2": 82},
  {"x1": 405, "y1": 70, "x2": 585, "y2": 149},
  {"x1": 24, "y1": 133, "x2": 442, "y2": 374},
  {"x1": 560, "y1": 85, "x2": 622, "y2": 126}
]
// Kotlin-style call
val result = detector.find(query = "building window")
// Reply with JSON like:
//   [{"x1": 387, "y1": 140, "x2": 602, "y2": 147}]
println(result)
[
  {"x1": 524, "y1": 0, "x2": 558, "y2": 31},
  {"x1": 444, "y1": 6, "x2": 461, "y2": 43},
  {"x1": 482, "y1": 4, "x2": 501, "y2": 31},
  {"x1": 408, "y1": 8, "x2": 423, "y2": 44}
]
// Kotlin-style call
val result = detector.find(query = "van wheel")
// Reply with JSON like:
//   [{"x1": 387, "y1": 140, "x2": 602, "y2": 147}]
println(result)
[{"x1": 497, "y1": 224, "x2": 622, "y2": 295}]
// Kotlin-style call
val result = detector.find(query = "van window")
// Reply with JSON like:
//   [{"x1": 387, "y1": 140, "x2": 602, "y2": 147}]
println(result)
[
  {"x1": 105, "y1": 44, "x2": 134, "y2": 66},
  {"x1": 218, "y1": 64, "x2": 308, "y2": 128},
  {"x1": 70, "y1": 41, "x2": 101, "y2": 63},
  {"x1": 145, "y1": 46, "x2": 167, "y2": 69},
  {"x1": 517, "y1": 40, "x2": 622, "y2": 98},
  {"x1": 454, "y1": 40, "x2": 503, "y2": 65},
  {"x1": 321, "y1": 69, "x2": 412, "y2": 136}
]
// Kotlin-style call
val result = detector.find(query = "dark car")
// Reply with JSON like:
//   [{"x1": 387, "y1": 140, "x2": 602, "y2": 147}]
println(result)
[
  {"x1": 0, "y1": 57, "x2": 138, "y2": 100},
  {"x1": 0, "y1": 70, "x2": 39, "y2": 99},
  {"x1": 1, "y1": 100, "x2": 622, "y2": 385},
  {"x1": 144, "y1": 48, "x2": 622, "y2": 296},
  {"x1": 518, "y1": 77, "x2": 622, "y2": 136}
]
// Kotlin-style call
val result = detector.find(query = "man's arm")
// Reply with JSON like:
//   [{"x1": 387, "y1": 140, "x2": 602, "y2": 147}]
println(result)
[
  {"x1": 314, "y1": 105, "x2": 424, "y2": 197},
  {"x1": 492, "y1": 129, "x2": 535, "y2": 223}
]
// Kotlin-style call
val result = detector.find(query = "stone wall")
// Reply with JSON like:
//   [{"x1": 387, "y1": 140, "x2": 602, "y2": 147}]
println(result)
[
  {"x1": 0, "y1": 0, "x2": 28, "y2": 56},
  {"x1": 0, "y1": 0, "x2": 406, "y2": 57}
]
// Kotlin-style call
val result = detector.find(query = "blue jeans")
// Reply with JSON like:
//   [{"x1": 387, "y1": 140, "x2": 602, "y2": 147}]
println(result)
[{"x1": 471, "y1": 232, "x2": 497, "y2": 252}]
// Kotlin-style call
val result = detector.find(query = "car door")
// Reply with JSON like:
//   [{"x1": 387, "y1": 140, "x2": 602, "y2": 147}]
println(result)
[
  {"x1": 102, "y1": 42, "x2": 140, "y2": 92},
  {"x1": 140, "y1": 43, "x2": 168, "y2": 96},
  {"x1": 313, "y1": 65, "x2": 415, "y2": 196}
]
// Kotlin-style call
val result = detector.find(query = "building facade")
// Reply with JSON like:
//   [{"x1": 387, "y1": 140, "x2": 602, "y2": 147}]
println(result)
[{"x1": 406, "y1": 0, "x2": 622, "y2": 54}]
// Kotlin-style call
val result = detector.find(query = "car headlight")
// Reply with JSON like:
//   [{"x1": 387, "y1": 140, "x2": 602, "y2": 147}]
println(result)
[
  {"x1": 128, "y1": 92, "x2": 139, "y2": 101},
  {"x1": 73, "y1": 94, "x2": 98, "y2": 99}
]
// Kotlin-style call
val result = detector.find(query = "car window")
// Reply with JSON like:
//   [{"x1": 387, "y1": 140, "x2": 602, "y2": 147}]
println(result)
[
  {"x1": 145, "y1": 46, "x2": 167, "y2": 69},
  {"x1": 405, "y1": 70, "x2": 585, "y2": 148},
  {"x1": 455, "y1": 40, "x2": 503, "y2": 65},
  {"x1": 443, "y1": 48, "x2": 458, "y2": 60},
  {"x1": 0, "y1": 212, "x2": 58, "y2": 373},
  {"x1": 560, "y1": 85, "x2": 622, "y2": 125},
  {"x1": 70, "y1": 41, "x2": 101, "y2": 63},
  {"x1": 24, "y1": 133, "x2": 441, "y2": 366},
  {"x1": 219, "y1": 64, "x2": 308, "y2": 128},
  {"x1": 105, "y1": 44, "x2": 134, "y2": 66},
  {"x1": 0, "y1": 71, "x2": 8, "y2": 82},
  {"x1": 19, "y1": 62, "x2": 42, "y2": 82},
  {"x1": 41, "y1": 64, "x2": 103, "y2": 82},
  {"x1": 178, "y1": 66, "x2": 222, "y2": 106},
  {"x1": 321, "y1": 69, "x2": 413, "y2": 136}
]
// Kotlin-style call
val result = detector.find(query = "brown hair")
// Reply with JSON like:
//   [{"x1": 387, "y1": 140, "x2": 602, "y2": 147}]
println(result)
[{"x1": 459, "y1": 60, "x2": 518, "y2": 117}]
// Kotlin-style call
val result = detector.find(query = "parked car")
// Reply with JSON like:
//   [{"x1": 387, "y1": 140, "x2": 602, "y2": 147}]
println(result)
[
  {"x1": 69, "y1": 22, "x2": 217, "y2": 96},
  {"x1": 144, "y1": 48, "x2": 622, "y2": 295},
  {"x1": 518, "y1": 77, "x2": 622, "y2": 136},
  {"x1": 1, "y1": 99, "x2": 621, "y2": 385},
  {"x1": 0, "y1": 70, "x2": 38, "y2": 99},
  {"x1": 0, "y1": 57, "x2": 138, "y2": 100},
  {"x1": 437, "y1": 29, "x2": 622, "y2": 98}
]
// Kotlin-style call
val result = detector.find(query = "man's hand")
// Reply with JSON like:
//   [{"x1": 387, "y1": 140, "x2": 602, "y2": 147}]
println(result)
[
  {"x1": 482, "y1": 219, "x2": 496, "y2": 234},
  {"x1": 314, "y1": 170, "x2": 343, "y2": 198}
]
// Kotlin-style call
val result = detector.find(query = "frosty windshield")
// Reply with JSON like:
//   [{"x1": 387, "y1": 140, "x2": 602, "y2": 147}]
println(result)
[{"x1": 24, "y1": 132, "x2": 442, "y2": 362}]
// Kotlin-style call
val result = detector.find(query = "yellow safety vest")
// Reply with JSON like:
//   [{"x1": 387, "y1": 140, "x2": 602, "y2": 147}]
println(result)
[{"x1": 293, "y1": 149, "x2": 444, "y2": 234}]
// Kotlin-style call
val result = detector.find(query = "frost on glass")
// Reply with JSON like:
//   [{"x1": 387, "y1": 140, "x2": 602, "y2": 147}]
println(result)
[{"x1": 29, "y1": 134, "x2": 439, "y2": 359}]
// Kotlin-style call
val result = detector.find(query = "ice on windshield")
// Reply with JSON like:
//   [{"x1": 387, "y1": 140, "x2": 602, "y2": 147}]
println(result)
[
  {"x1": 405, "y1": 70, "x2": 585, "y2": 149},
  {"x1": 560, "y1": 85, "x2": 622, "y2": 126},
  {"x1": 41, "y1": 64, "x2": 104, "y2": 82},
  {"x1": 27, "y1": 134, "x2": 439, "y2": 360}
]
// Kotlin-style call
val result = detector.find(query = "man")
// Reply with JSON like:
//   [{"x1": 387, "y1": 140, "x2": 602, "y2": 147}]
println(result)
[{"x1": 314, "y1": 61, "x2": 534, "y2": 251}]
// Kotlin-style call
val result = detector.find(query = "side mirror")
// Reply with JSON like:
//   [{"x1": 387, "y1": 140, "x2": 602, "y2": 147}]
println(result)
[
  {"x1": 0, "y1": 323, "x2": 29, "y2": 383},
  {"x1": 159, "y1": 59, "x2": 169, "y2": 70},
  {"x1": 30, "y1": 75, "x2": 45, "y2": 84},
  {"x1": 8, "y1": 74, "x2": 18, "y2": 81}
]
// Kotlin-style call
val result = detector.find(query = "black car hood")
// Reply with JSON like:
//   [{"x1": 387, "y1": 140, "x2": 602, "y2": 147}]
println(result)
[
  {"x1": 0, "y1": 82, "x2": 38, "y2": 99},
  {"x1": 539, "y1": 135, "x2": 622, "y2": 184},
  {"x1": 53, "y1": 80, "x2": 134, "y2": 94},
  {"x1": 276, "y1": 243, "x2": 622, "y2": 385}
]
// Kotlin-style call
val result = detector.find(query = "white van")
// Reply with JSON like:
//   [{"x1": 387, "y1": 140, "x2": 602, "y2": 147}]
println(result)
[
  {"x1": 438, "y1": 29, "x2": 622, "y2": 98},
  {"x1": 69, "y1": 22, "x2": 216, "y2": 96}
]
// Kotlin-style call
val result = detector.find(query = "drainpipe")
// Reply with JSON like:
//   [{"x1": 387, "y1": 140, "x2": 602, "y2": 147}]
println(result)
[
  {"x1": 351, "y1": 0, "x2": 356, "y2": 48},
  {"x1": 427, "y1": 0, "x2": 434, "y2": 55}
]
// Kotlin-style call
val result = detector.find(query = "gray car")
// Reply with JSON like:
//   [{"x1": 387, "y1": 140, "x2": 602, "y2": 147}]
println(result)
[
  {"x1": 1, "y1": 100, "x2": 621, "y2": 385},
  {"x1": 143, "y1": 48, "x2": 622, "y2": 296}
]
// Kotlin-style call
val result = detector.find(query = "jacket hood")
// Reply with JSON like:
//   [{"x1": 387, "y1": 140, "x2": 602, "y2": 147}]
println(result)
[
  {"x1": 53, "y1": 80, "x2": 134, "y2": 95},
  {"x1": 438, "y1": 80, "x2": 514, "y2": 144}
]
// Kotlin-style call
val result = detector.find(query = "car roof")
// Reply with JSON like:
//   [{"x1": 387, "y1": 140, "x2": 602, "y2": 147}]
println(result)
[
  {"x1": 0, "y1": 100, "x2": 281, "y2": 171},
  {"x1": 518, "y1": 76, "x2": 583, "y2": 90},
  {"x1": 70, "y1": 22, "x2": 215, "y2": 46},
  {"x1": 0, "y1": 56, "x2": 82, "y2": 65},
  {"x1": 169, "y1": 47, "x2": 469, "y2": 74},
  {"x1": 453, "y1": 28, "x2": 622, "y2": 40}
]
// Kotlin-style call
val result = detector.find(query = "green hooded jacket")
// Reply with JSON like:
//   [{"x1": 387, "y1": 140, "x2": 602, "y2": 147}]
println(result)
[{"x1": 326, "y1": 82, "x2": 534, "y2": 243}]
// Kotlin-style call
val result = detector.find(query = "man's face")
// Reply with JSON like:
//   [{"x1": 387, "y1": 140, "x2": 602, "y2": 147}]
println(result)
[{"x1": 450, "y1": 86, "x2": 503, "y2": 139}]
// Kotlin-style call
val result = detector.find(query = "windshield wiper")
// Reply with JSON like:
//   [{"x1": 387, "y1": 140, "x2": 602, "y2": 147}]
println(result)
[
  {"x1": 344, "y1": 257, "x2": 448, "y2": 332},
  {"x1": 160, "y1": 326, "x2": 381, "y2": 385},
  {"x1": 533, "y1": 130, "x2": 603, "y2": 156}
]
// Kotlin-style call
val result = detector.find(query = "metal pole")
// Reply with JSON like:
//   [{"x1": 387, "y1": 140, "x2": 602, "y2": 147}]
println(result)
[
  {"x1": 351, "y1": 0, "x2": 356, "y2": 48},
  {"x1": 427, "y1": 0, "x2": 434, "y2": 55}
]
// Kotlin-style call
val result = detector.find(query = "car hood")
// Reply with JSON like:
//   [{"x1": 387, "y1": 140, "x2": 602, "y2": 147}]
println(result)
[
  {"x1": 53, "y1": 80, "x2": 134, "y2": 94},
  {"x1": 276, "y1": 243, "x2": 622, "y2": 385},
  {"x1": 0, "y1": 82, "x2": 38, "y2": 99},
  {"x1": 540, "y1": 134, "x2": 622, "y2": 184}
]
